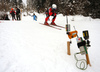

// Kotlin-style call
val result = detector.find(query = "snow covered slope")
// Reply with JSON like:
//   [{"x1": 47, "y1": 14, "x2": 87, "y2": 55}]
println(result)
[{"x1": 0, "y1": 13, "x2": 100, "y2": 72}]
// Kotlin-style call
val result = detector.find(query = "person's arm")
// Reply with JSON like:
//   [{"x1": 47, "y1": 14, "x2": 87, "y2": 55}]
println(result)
[
  {"x1": 49, "y1": 8, "x2": 52, "y2": 15},
  {"x1": 14, "y1": 11, "x2": 16, "y2": 15}
]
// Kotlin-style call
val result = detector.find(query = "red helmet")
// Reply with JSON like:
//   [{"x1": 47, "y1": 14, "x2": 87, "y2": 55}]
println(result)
[{"x1": 11, "y1": 8, "x2": 13, "y2": 10}]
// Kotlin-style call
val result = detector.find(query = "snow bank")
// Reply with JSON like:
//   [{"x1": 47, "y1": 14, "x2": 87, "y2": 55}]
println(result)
[{"x1": 0, "y1": 13, "x2": 100, "y2": 72}]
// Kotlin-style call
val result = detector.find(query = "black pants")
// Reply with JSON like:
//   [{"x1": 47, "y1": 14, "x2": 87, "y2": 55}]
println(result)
[
  {"x1": 12, "y1": 15, "x2": 16, "y2": 20},
  {"x1": 16, "y1": 14, "x2": 20, "y2": 20},
  {"x1": 45, "y1": 13, "x2": 56, "y2": 22}
]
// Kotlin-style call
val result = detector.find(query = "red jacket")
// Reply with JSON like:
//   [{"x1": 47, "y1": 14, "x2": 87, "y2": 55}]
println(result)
[
  {"x1": 46, "y1": 8, "x2": 57, "y2": 15},
  {"x1": 10, "y1": 10, "x2": 16, "y2": 16}
]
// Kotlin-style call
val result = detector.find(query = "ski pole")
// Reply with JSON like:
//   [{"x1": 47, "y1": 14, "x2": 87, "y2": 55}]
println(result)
[{"x1": 66, "y1": 15, "x2": 68, "y2": 24}]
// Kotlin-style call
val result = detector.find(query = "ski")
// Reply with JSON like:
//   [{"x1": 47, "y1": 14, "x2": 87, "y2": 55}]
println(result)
[
  {"x1": 51, "y1": 25, "x2": 65, "y2": 29},
  {"x1": 39, "y1": 23, "x2": 61, "y2": 30}
]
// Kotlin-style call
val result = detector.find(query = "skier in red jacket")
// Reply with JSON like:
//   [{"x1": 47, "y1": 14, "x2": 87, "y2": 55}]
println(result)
[
  {"x1": 44, "y1": 4, "x2": 57, "y2": 25},
  {"x1": 10, "y1": 8, "x2": 16, "y2": 20}
]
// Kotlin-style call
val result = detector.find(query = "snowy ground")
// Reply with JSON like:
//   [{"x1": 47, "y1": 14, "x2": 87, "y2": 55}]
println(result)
[{"x1": 0, "y1": 13, "x2": 100, "y2": 72}]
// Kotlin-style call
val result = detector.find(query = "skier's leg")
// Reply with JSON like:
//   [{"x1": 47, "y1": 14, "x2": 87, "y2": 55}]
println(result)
[
  {"x1": 45, "y1": 14, "x2": 50, "y2": 22},
  {"x1": 14, "y1": 15, "x2": 16, "y2": 20},
  {"x1": 44, "y1": 14, "x2": 50, "y2": 25},
  {"x1": 17, "y1": 15, "x2": 20, "y2": 20},
  {"x1": 16, "y1": 15, "x2": 18, "y2": 20},
  {"x1": 12, "y1": 16, "x2": 14, "y2": 20},
  {"x1": 19, "y1": 15, "x2": 21, "y2": 20},
  {"x1": 51, "y1": 13, "x2": 56, "y2": 25},
  {"x1": 46, "y1": 14, "x2": 50, "y2": 21}
]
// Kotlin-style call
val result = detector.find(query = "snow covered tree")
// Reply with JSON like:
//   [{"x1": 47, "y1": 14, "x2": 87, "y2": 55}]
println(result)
[
  {"x1": 0, "y1": 0, "x2": 11, "y2": 11},
  {"x1": 87, "y1": 0, "x2": 100, "y2": 18},
  {"x1": 26, "y1": 0, "x2": 100, "y2": 18}
]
